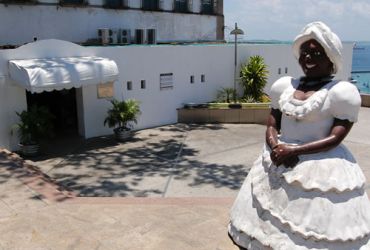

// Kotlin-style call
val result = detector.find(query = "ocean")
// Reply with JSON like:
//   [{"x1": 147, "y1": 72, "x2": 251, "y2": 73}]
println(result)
[{"x1": 352, "y1": 42, "x2": 370, "y2": 94}]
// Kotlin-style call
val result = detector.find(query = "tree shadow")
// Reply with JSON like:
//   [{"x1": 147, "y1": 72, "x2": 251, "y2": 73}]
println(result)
[{"x1": 2, "y1": 123, "x2": 259, "y2": 199}]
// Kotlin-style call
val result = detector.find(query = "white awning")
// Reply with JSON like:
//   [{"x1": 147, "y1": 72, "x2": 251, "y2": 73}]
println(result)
[{"x1": 8, "y1": 56, "x2": 119, "y2": 93}]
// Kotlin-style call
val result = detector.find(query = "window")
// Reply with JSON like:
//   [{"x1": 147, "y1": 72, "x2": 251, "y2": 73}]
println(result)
[
  {"x1": 141, "y1": 80, "x2": 146, "y2": 89},
  {"x1": 104, "y1": 0, "x2": 128, "y2": 8},
  {"x1": 97, "y1": 82, "x2": 114, "y2": 99},
  {"x1": 278, "y1": 68, "x2": 281, "y2": 75},
  {"x1": 174, "y1": 0, "x2": 188, "y2": 13},
  {"x1": 160, "y1": 73, "x2": 173, "y2": 90},
  {"x1": 190, "y1": 75, "x2": 194, "y2": 84},
  {"x1": 201, "y1": 0, "x2": 214, "y2": 14},
  {"x1": 142, "y1": 0, "x2": 159, "y2": 11},
  {"x1": 135, "y1": 29, "x2": 145, "y2": 44},
  {"x1": 147, "y1": 29, "x2": 156, "y2": 44},
  {"x1": 127, "y1": 81, "x2": 132, "y2": 90},
  {"x1": 59, "y1": 0, "x2": 85, "y2": 5},
  {"x1": 285, "y1": 67, "x2": 288, "y2": 74},
  {"x1": 201, "y1": 74, "x2": 205, "y2": 82},
  {"x1": 1, "y1": 0, "x2": 37, "y2": 4}
]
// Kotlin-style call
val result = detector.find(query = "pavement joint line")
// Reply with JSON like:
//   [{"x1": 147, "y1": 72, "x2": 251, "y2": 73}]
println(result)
[
  {"x1": 185, "y1": 141, "x2": 263, "y2": 161},
  {"x1": 0, "y1": 198, "x2": 16, "y2": 213},
  {"x1": 162, "y1": 127, "x2": 190, "y2": 198},
  {"x1": 43, "y1": 143, "x2": 86, "y2": 175}
]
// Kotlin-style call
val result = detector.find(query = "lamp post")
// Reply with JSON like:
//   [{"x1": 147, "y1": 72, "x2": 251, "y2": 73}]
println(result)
[{"x1": 230, "y1": 22, "x2": 244, "y2": 102}]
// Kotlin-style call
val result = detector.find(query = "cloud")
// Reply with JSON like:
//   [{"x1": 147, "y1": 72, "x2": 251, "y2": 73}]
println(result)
[
  {"x1": 224, "y1": 0, "x2": 370, "y2": 41},
  {"x1": 352, "y1": 1, "x2": 370, "y2": 17}
]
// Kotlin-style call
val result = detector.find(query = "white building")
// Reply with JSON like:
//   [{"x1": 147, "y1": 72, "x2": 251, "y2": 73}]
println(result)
[
  {"x1": 0, "y1": 0, "x2": 354, "y2": 152},
  {"x1": 0, "y1": 39, "x2": 354, "y2": 151},
  {"x1": 0, "y1": 0, "x2": 224, "y2": 46}
]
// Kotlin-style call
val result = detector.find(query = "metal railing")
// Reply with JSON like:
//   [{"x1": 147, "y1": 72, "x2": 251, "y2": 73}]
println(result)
[{"x1": 141, "y1": 0, "x2": 160, "y2": 11}]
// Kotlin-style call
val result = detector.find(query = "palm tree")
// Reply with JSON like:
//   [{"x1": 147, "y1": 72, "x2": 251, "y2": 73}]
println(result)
[
  {"x1": 239, "y1": 55, "x2": 268, "y2": 102},
  {"x1": 104, "y1": 99, "x2": 141, "y2": 132}
]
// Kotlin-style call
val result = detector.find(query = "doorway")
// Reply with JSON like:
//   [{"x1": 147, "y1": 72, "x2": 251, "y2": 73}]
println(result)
[{"x1": 26, "y1": 88, "x2": 79, "y2": 137}]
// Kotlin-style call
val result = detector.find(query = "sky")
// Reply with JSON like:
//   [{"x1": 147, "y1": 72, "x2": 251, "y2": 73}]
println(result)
[{"x1": 224, "y1": 0, "x2": 370, "y2": 42}]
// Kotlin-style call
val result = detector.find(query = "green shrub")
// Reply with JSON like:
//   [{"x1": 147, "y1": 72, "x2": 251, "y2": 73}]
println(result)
[
  {"x1": 12, "y1": 105, "x2": 55, "y2": 145},
  {"x1": 216, "y1": 87, "x2": 237, "y2": 103},
  {"x1": 240, "y1": 55, "x2": 268, "y2": 102}
]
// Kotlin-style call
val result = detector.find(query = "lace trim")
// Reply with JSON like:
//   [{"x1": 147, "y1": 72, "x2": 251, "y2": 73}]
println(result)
[{"x1": 278, "y1": 85, "x2": 329, "y2": 120}]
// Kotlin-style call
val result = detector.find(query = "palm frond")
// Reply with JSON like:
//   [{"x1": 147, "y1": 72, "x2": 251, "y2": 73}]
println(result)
[{"x1": 239, "y1": 55, "x2": 269, "y2": 102}]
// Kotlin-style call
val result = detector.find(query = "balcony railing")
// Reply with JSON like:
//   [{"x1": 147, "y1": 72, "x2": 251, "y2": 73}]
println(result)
[{"x1": 141, "y1": 0, "x2": 159, "y2": 11}]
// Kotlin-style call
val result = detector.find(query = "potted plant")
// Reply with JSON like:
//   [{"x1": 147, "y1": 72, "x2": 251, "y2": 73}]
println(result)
[
  {"x1": 12, "y1": 105, "x2": 55, "y2": 156},
  {"x1": 104, "y1": 99, "x2": 141, "y2": 142},
  {"x1": 239, "y1": 55, "x2": 269, "y2": 102}
]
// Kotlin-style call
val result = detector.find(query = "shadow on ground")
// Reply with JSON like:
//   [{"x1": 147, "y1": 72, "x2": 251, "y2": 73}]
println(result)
[{"x1": 5, "y1": 124, "x2": 257, "y2": 198}]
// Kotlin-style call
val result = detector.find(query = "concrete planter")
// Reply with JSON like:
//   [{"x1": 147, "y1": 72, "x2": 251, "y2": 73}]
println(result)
[
  {"x1": 177, "y1": 103, "x2": 270, "y2": 125},
  {"x1": 19, "y1": 143, "x2": 40, "y2": 157}
]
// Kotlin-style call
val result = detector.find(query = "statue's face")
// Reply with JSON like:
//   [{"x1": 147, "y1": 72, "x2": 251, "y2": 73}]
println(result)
[{"x1": 299, "y1": 39, "x2": 334, "y2": 78}]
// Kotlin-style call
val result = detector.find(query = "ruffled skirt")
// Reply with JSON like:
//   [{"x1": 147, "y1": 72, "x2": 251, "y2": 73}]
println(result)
[{"x1": 229, "y1": 144, "x2": 370, "y2": 250}]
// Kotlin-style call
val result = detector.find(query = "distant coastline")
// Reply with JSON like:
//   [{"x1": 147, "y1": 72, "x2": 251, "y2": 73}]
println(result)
[
  {"x1": 234, "y1": 40, "x2": 370, "y2": 45},
  {"x1": 240, "y1": 40, "x2": 370, "y2": 94}
]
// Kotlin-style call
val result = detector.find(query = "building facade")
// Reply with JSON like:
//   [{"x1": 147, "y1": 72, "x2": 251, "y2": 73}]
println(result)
[
  {"x1": 0, "y1": 0, "x2": 224, "y2": 46},
  {"x1": 0, "y1": 40, "x2": 354, "y2": 150},
  {"x1": 0, "y1": 0, "x2": 355, "y2": 152}
]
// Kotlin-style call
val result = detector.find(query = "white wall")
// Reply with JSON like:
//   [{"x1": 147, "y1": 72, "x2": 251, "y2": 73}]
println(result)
[
  {"x1": 0, "y1": 0, "x2": 217, "y2": 46},
  {"x1": 0, "y1": 40, "x2": 354, "y2": 149},
  {"x1": 89, "y1": 44, "x2": 234, "y2": 137},
  {"x1": 0, "y1": 80, "x2": 27, "y2": 150}
]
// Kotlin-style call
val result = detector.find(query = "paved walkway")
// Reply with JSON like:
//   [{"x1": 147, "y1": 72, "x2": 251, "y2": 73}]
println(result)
[{"x1": 0, "y1": 107, "x2": 369, "y2": 250}]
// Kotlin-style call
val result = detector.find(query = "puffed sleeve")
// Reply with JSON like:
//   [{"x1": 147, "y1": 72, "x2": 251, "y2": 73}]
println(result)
[
  {"x1": 267, "y1": 76, "x2": 293, "y2": 109},
  {"x1": 328, "y1": 81, "x2": 361, "y2": 122}
]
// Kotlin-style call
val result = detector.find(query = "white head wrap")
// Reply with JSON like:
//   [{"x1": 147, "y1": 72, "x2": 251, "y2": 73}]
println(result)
[{"x1": 292, "y1": 21, "x2": 343, "y2": 74}]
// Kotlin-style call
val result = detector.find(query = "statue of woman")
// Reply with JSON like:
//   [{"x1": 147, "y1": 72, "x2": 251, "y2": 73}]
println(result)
[{"x1": 228, "y1": 21, "x2": 370, "y2": 250}]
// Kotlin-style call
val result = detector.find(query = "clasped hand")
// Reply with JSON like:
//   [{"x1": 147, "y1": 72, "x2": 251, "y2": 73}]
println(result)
[{"x1": 270, "y1": 144, "x2": 299, "y2": 168}]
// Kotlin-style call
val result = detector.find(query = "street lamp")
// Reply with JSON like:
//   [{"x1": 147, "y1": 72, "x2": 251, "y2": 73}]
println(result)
[{"x1": 230, "y1": 22, "x2": 244, "y2": 102}]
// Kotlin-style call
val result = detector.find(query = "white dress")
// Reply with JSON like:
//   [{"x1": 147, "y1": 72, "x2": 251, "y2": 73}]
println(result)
[{"x1": 229, "y1": 76, "x2": 370, "y2": 250}]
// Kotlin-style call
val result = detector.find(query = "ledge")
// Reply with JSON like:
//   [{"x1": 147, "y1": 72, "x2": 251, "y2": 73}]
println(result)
[
  {"x1": 177, "y1": 105, "x2": 270, "y2": 125},
  {"x1": 361, "y1": 94, "x2": 370, "y2": 107}
]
